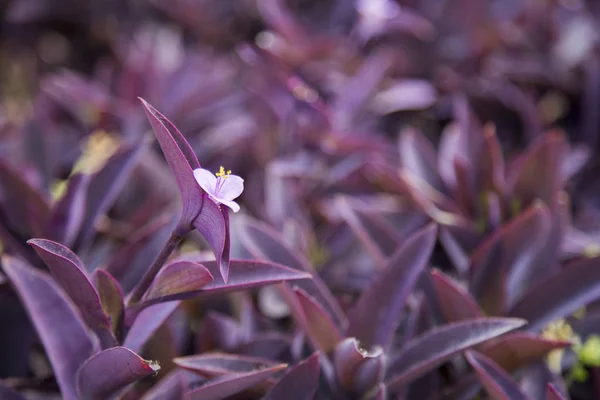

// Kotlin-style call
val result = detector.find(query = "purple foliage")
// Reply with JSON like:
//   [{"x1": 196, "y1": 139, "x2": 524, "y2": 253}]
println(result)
[{"x1": 1, "y1": 1, "x2": 600, "y2": 399}]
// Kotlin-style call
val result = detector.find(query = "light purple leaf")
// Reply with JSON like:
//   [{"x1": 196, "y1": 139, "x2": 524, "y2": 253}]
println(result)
[
  {"x1": 47, "y1": 173, "x2": 89, "y2": 248},
  {"x1": 431, "y1": 269, "x2": 483, "y2": 322},
  {"x1": 465, "y1": 350, "x2": 531, "y2": 400},
  {"x1": 28, "y1": 238, "x2": 116, "y2": 347},
  {"x1": 479, "y1": 333, "x2": 570, "y2": 372},
  {"x1": 141, "y1": 370, "x2": 187, "y2": 400},
  {"x1": 192, "y1": 199, "x2": 230, "y2": 282},
  {"x1": 289, "y1": 287, "x2": 342, "y2": 353},
  {"x1": 237, "y1": 216, "x2": 345, "y2": 328},
  {"x1": 187, "y1": 364, "x2": 287, "y2": 400},
  {"x1": 76, "y1": 347, "x2": 159, "y2": 399},
  {"x1": 174, "y1": 353, "x2": 281, "y2": 377},
  {"x1": 386, "y1": 318, "x2": 526, "y2": 391},
  {"x1": 92, "y1": 269, "x2": 124, "y2": 338},
  {"x1": 347, "y1": 224, "x2": 437, "y2": 350},
  {"x1": 509, "y1": 255, "x2": 600, "y2": 332},
  {"x1": 76, "y1": 143, "x2": 143, "y2": 248},
  {"x1": 124, "y1": 301, "x2": 181, "y2": 353},
  {"x1": 142, "y1": 261, "x2": 213, "y2": 302},
  {"x1": 263, "y1": 353, "x2": 320, "y2": 400},
  {"x1": 139, "y1": 98, "x2": 203, "y2": 227},
  {"x1": 469, "y1": 204, "x2": 551, "y2": 315},
  {"x1": 2, "y1": 255, "x2": 94, "y2": 400}
]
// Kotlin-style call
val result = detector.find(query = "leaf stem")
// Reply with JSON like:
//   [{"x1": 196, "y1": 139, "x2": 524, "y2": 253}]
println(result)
[{"x1": 127, "y1": 224, "x2": 189, "y2": 305}]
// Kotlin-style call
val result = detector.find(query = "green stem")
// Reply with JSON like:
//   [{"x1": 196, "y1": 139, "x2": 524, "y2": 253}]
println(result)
[{"x1": 127, "y1": 224, "x2": 189, "y2": 305}]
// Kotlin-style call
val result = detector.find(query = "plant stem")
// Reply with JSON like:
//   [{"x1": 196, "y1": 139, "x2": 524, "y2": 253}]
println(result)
[{"x1": 127, "y1": 224, "x2": 189, "y2": 305}]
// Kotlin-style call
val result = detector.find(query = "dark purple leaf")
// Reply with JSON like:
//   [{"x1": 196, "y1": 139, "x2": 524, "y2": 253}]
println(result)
[
  {"x1": 263, "y1": 353, "x2": 320, "y2": 400},
  {"x1": 237, "y1": 216, "x2": 345, "y2": 328},
  {"x1": 139, "y1": 98, "x2": 203, "y2": 227},
  {"x1": 386, "y1": 318, "x2": 526, "y2": 391},
  {"x1": 470, "y1": 204, "x2": 551, "y2": 315},
  {"x1": 2, "y1": 255, "x2": 94, "y2": 400},
  {"x1": 76, "y1": 143, "x2": 144, "y2": 248},
  {"x1": 431, "y1": 269, "x2": 482, "y2": 322},
  {"x1": 187, "y1": 364, "x2": 287, "y2": 400},
  {"x1": 28, "y1": 238, "x2": 116, "y2": 347},
  {"x1": 142, "y1": 261, "x2": 213, "y2": 302},
  {"x1": 509, "y1": 255, "x2": 600, "y2": 332},
  {"x1": 76, "y1": 347, "x2": 159, "y2": 399},
  {"x1": 546, "y1": 384, "x2": 567, "y2": 400},
  {"x1": 465, "y1": 350, "x2": 531, "y2": 400},
  {"x1": 479, "y1": 333, "x2": 570, "y2": 372},
  {"x1": 124, "y1": 301, "x2": 181, "y2": 353},
  {"x1": 196, "y1": 312, "x2": 242, "y2": 353},
  {"x1": 288, "y1": 287, "x2": 342, "y2": 353},
  {"x1": 192, "y1": 199, "x2": 230, "y2": 282},
  {"x1": 0, "y1": 384, "x2": 26, "y2": 400},
  {"x1": 174, "y1": 353, "x2": 281, "y2": 377},
  {"x1": 399, "y1": 128, "x2": 446, "y2": 195},
  {"x1": 92, "y1": 269, "x2": 124, "y2": 337},
  {"x1": 47, "y1": 173, "x2": 89, "y2": 248},
  {"x1": 333, "y1": 338, "x2": 385, "y2": 394},
  {"x1": 347, "y1": 224, "x2": 437, "y2": 350}
]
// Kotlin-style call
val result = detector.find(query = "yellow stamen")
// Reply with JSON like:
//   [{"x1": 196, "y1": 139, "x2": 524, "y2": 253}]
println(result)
[{"x1": 215, "y1": 166, "x2": 232, "y2": 179}]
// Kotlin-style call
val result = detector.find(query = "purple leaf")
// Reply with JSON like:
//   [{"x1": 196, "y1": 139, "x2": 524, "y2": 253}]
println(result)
[
  {"x1": 47, "y1": 173, "x2": 89, "y2": 248},
  {"x1": 139, "y1": 98, "x2": 203, "y2": 227},
  {"x1": 192, "y1": 199, "x2": 230, "y2": 282},
  {"x1": 399, "y1": 128, "x2": 446, "y2": 196},
  {"x1": 509, "y1": 255, "x2": 600, "y2": 332},
  {"x1": 431, "y1": 269, "x2": 483, "y2": 322},
  {"x1": 386, "y1": 318, "x2": 526, "y2": 391},
  {"x1": 92, "y1": 269, "x2": 124, "y2": 338},
  {"x1": 333, "y1": 338, "x2": 385, "y2": 395},
  {"x1": 174, "y1": 353, "x2": 282, "y2": 377},
  {"x1": 76, "y1": 143, "x2": 143, "y2": 248},
  {"x1": 364, "y1": 383, "x2": 387, "y2": 400},
  {"x1": 76, "y1": 347, "x2": 159, "y2": 399},
  {"x1": 479, "y1": 333, "x2": 571, "y2": 372},
  {"x1": 237, "y1": 216, "x2": 345, "y2": 328},
  {"x1": 465, "y1": 350, "x2": 531, "y2": 400},
  {"x1": 124, "y1": 301, "x2": 181, "y2": 353},
  {"x1": 263, "y1": 353, "x2": 320, "y2": 400},
  {"x1": 196, "y1": 312, "x2": 242, "y2": 353},
  {"x1": 546, "y1": 384, "x2": 567, "y2": 400},
  {"x1": 28, "y1": 238, "x2": 116, "y2": 347},
  {"x1": 142, "y1": 261, "x2": 213, "y2": 302},
  {"x1": 187, "y1": 364, "x2": 287, "y2": 400},
  {"x1": 288, "y1": 287, "x2": 342, "y2": 353},
  {"x1": 347, "y1": 223, "x2": 437, "y2": 350},
  {"x1": 469, "y1": 204, "x2": 551, "y2": 315},
  {"x1": 141, "y1": 370, "x2": 187, "y2": 400},
  {"x1": 2, "y1": 255, "x2": 94, "y2": 400}
]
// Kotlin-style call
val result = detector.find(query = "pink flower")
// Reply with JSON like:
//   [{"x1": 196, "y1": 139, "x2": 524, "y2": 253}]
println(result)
[{"x1": 193, "y1": 166, "x2": 244, "y2": 213}]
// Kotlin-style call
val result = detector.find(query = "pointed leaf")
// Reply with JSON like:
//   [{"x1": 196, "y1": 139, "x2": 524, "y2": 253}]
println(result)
[
  {"x1": 139, "y1": 98, "x2": 203, "y2": 226},
  {"x1": 28, "y1": 238, "x2": 116, "y2": 347},
  {"x1": 47, "y1": 173, "x2": 89, "y2": 247},
  {"x1": 174, "y1": 353, "x2": 281, "y2": 377},
  {"x1": 509, "y1": 255, "x2": 600, "y2": 332},
  {"x1": 124, "y1": 301, "x2": 180, "y2": 353},
  {"x1": 2, "y1": 256, "x2": 94, "y2": 400},
  {"x1": 347, "y1": 224, "x2": 437, "y2": 349},
  {"x1": 76, "y1": 347, "x2": 159, "y2": 399},
  {"x1": 479, "y1": 333, "x2": 571, "y2": 372},
  {"x1": 290, "y1": 287, "x2": 342, "y2": 353},
  {"x1": 192, "y1": 199, "x2": 229, "y2": 282},
  {"x1": 142, "y1": 261, "x2": 213, "y2": 302},
  {"x1": 470, "y1": 204, "x2": 551, "y2": 314},
  {"x1": 92, "y1": 269, "x2": 124, "y2": 337},
  {"x1": 76, "y1": 143, "x2": 143, "y2": 247},
  {"x1": 237, "y1": 216, "x2": 345, "y2": 328},
  {"x1": 188, "y1": 364, "x2": 287, "y2": 400},
  {"x1": 386, "y1": 318, "x2": 526, "y2": 391},
  {"x1": 263, "y1": 353, "x2": 320, "y2": 400},
  {"x1": 465, "y1": 350, "x2": 531, "y2": 400},
  {"x1": 399, "y1": 128, "x2": 446, "y2": 195},
  {"x1": 431, "y1": 269, "x2": 482, "y2": 322}
]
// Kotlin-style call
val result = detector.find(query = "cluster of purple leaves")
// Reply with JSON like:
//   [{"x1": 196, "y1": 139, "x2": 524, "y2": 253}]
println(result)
[{"x1": 2, "y1": 1, "x2": 600, "y2": 399}]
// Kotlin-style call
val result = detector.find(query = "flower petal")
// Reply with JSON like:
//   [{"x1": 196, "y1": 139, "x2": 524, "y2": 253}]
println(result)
[
  {"x1": 218, "y1": 175, "x2": 244, "y2": 201},
  {"x1": 193, "y1": 168, "x2": 217, "y2": 196},
  {"x1": 220, "y1": 199, "x2": 240, "y2": 213}
]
